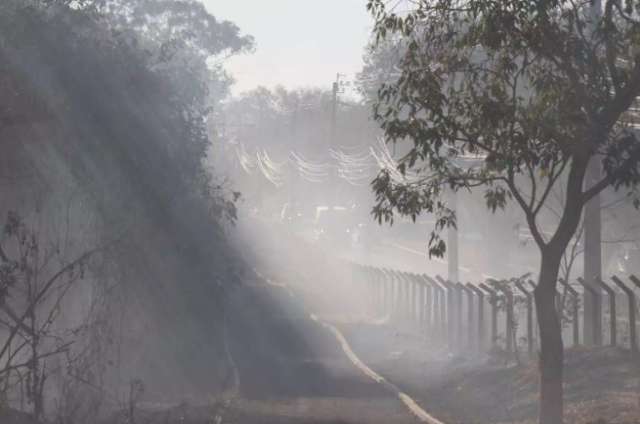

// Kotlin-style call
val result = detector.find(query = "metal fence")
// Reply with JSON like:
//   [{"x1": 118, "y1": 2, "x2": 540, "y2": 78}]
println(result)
[{"x1": 349, "y1": 263, "x2": 640, "y2": 358}]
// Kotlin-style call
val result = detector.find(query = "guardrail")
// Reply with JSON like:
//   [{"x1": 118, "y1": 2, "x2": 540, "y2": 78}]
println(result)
[{"x1": 349, "y1": 263, "x2": 640, "y2": 358}]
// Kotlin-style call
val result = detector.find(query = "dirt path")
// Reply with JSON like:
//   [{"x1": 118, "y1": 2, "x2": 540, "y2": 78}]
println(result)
[{"x1": 222, "y1": 276, "x2": 426, "y2": 424}]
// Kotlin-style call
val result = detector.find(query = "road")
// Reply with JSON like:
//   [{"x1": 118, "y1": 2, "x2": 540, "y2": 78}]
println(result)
[{"x1": 222, "y1": 276, "x2": 427, "y2": 424}]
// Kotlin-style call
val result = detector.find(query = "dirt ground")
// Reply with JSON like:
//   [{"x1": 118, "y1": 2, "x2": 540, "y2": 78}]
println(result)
[{"x1": 338, "y1": 322, "x2": 640, "y2": 424}]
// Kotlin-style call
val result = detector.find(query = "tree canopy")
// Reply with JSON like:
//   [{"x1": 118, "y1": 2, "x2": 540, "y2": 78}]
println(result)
[{"x1": 368, "y1": 0, "x2": 640, "y2": 257}]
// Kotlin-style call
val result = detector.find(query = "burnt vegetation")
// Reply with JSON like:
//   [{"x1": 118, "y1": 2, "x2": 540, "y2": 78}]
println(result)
[{"x1": 0, "y1": 0, "x2": 251, "y2": 421}]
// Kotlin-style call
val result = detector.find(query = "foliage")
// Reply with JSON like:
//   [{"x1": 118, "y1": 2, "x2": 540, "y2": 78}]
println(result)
[
  {"x1": 0, "y1": 0, "x2": 252, "y2": 418},
  {"x1": 367, "y1": 0, "x2": 640, "y2": 258},
  {"x1": 366, "y1": 2, "x2": 640, "y2": 421},
  {"x1": 224, "y1": 86, "x2": 334, "y2": 152}
]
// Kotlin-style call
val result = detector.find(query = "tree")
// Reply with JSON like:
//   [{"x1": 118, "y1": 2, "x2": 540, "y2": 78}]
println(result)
[
  {"x1": 0, "y1": 0, "x2": 252, "y2": 416},
  {"x1": 366, "y1": 1, "x2": 640, "y2": 423},
  {"x1": 357, "y1": 37, "x2": 405, "y2": 105}
]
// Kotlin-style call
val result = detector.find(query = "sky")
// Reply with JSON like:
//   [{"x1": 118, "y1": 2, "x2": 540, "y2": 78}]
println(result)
[{"x1": 203, "y1": 0, "x2": 373, "y2": 95}]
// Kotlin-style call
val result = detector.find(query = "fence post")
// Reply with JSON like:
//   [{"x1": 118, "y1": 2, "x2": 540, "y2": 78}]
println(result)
[
  {"x1": 555, "y1": 287, "x2": 564, "y2": 315},
  {"x1": 407, "y1": 272, "x2": 419, "y2": 325},
  {"x1": 412, "y1": 274, "x2": 426, "y2": 330},
  {"x1": 495, "y1": 282, "x2": 515, "y2": 353},
  {"x1": 467, "y1": 283, "x2": 486, "y2": 351},
  {"x1": 364, "y1": 265, "x2": 374, "y2": 312},
  {"x1": 405, "y1": 272, "x2": 422, "y2": 322},
  {"x1": 360, "y1": 265, "x2": 371, "y2": 314},
  {"x1": 434, "y1": 278, "x2": 447, "y2": 338},
  {"x1": 402, "y1": 272, "x2": 416, "y2": 325},
  {"x1": 455, "y1": 282, "x2": 466, "y2": 347},
  {"x1": 374, "y1": 267, "x2": 384, "y2": 315},
  {"x1": 627, "y1": 275, "x2": 640, "y2": 355},
  {"x1": 354, "y1": 264, "x2": 363, "y2": 305},
  {"x1": 613, "y1": 275, "x2": 637, "y2": 356},
  {"x1": 373, "y1": 268, "x2": 387, "y2": 317},
  {"x1": 355, "y1": 264, "x2": 367, "y2": 312},
  {"x1": 558, "y1": 278, "x2": 580, "y2": 347},
  {"x1": 515, "y1": 281, "x2": 534, "y2": 356},
  {"x1": 479, "y1": 283, "x2": 499, "y2": 350},
  {"x1": 437, "y1": 276, "x2": 457, "y2": 349},
  {"x1": 379, "y1": 268, "x2": 388, "y2": 317},
  {"x1": 366, "y1": 265, "x2": 376, "y2": 314},
  {"x1": 383, "y1": 268, "x2": 393, "y2": 317},
  {"x1": 421, "y1": 274, "x2": 428, "y2": 329},
  {"x1": 402, "y1": 271, "x2": 415, "y2": 325},
  {"x1": 595, "y1": 278, "x2": 617, "y2": 347},
  {"x1": 426, "y1": 275, "x2": 445, "y2": 339},
  {"x1": 412, "y1": 273, "x2": 421, "y2": 325},
  {"x1": 422, "y1": 275, "x2": 438, "y2": 335},
  {"x1": 385, "y1": 268, "x2": 399, "y2": 321},
  {"x1": 461, "y1": 283, "x2": 475, "y2": 350},
  {"x1": 407, "y1": 273, "x2": 422, "y2": 330},
  {"x1": 413, "y1": 273, "x2": 431, "y2": 333},
  {"x1": 399, "y1": 272, "x2": 412, "y2": 323},
  {"x1": 577, "y1": 277, "x2": 602, "y2": 346},
  {"x1": 407, "y1": 272, "x2": 417, "y2": 324},
  {"x1": 424, "y1": 275, "x2": 435, "y2": 332},
  {"x1": 391, "y1": 270, "x2": 405, "y2": 324}
]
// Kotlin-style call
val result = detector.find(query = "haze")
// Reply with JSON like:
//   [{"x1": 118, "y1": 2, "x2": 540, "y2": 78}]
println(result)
[{"x1": 1, "y1": 1, "x2": 639, "y2": 424}]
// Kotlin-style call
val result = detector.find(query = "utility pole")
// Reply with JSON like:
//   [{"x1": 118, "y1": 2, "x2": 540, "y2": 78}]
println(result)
[
  {"x1": 330, "y1": 73, "x2": 345, "y2": 206},
  {"x1": 584, "y1": 0, "x2": 603, "y2": 346},
  {"x1": 584, "y1": 159, "x2": 603, "y2": 346},
  {"x1": 331, "y1": 73, "x2": 344, "y2": 146}
]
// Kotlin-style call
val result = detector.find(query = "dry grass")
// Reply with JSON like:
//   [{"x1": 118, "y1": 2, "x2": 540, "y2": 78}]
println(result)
[{"x1": 339, "y1": 323, "x2": 640, "y2": 424}]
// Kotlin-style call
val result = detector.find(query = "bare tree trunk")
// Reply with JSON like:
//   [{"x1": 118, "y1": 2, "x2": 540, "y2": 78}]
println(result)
[{"x1": 535, "y1": 250, "x2": 564, "y2": 424}]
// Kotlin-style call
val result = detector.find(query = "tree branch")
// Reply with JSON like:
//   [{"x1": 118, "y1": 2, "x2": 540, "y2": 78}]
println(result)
[
  {"x1": 534, "y1": 157, "x2": 570, "y2": 217},
  {"x1": 582, "y1": 142, "x2": 640, "y2": 203},
  {"x1": 0, "y1": 303, "x2": 36, "y2": 338},
  {"x1": 601, "y1": 55, "x2": 640, "y2": 130},
  {"x1": 0, "y1": 342, "x2": 73, "y2": 376},
  {"x1": 505, "y1": 171, "x2": 546, "y2": 249},
  {"x1": 0, "y1": 239, "x2": 115, "y2": 362}
]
